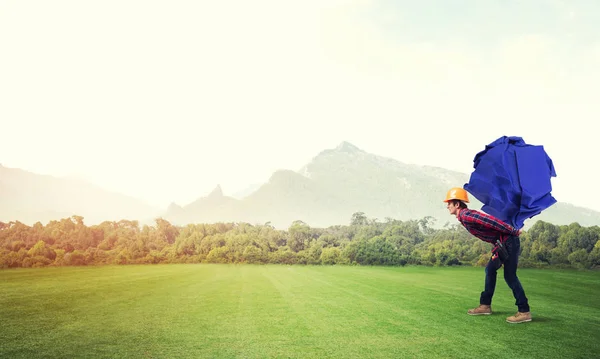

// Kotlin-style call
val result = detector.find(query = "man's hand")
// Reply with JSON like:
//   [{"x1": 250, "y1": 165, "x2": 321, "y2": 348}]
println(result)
[{"x1": 516, "y1": 229, "x2": 522, "y2": 236}]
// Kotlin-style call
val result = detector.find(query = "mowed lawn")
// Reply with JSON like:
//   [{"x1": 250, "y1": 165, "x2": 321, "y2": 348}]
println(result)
[{"x1": 1, "y1": 265, "x2": 599, "y2": 359}]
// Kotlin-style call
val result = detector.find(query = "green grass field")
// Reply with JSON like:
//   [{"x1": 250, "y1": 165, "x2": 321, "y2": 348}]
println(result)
[{"x1": 1, "y1": 264, "x2": 599, "y2": 358}]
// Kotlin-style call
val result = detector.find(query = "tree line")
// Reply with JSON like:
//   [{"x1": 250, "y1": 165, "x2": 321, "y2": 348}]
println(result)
[{"x1": 1, "y1": 212, "x2": 599, "y2": 269}]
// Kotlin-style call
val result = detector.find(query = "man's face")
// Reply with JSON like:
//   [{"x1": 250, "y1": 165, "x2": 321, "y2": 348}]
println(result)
[{"x1": 446, "y1": 201, "x2": 460, "y2": 216}]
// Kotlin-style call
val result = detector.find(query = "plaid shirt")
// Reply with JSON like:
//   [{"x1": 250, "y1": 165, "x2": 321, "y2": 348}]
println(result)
[{"x1": 457, "y1": 208, "x2": 519, "y2": 244}]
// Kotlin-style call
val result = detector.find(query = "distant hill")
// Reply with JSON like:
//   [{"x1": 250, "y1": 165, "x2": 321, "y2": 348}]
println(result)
[
  {"x1": 0, "y1": 164, "x2": 160, "y2": 225},
  {"x1": 163, "y1": 142, "x2": 600, "y2": 229},
  {"x1": 2, "y1": 143, "x2": 599, "y2": 229},
  {"x1": 232, "y1": 183, "x2": 263, "y2": 199}
]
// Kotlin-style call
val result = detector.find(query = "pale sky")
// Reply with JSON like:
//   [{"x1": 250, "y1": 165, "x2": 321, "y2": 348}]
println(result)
[{"x1": 1, "y1": 0, "x2": 599, "y2": 211}]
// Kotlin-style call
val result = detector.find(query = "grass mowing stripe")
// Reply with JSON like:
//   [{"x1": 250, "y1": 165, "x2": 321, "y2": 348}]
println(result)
[
  {"x1": 261, "y1": 265, "x2": 413, "y2": 358},
  {"x1": 300, "y1": 266, "x2": 492, "y2": 358},
  {"x1": 1, "y1": 265, "x2": 599, "y2": 358}
]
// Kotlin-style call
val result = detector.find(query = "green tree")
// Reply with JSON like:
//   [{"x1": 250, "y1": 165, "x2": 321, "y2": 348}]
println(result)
[
  {"x1": 351, "y1": 212, "x2": 368, "y2": 226},
  {"x1": 320, "y1": 247, "x2": 342, "y2": 265},
  {"x1": 288, "y1": 220, "x2": 311, "y2": 252}
]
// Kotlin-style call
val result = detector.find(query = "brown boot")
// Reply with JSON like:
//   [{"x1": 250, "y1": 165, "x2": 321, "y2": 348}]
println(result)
[
  {"x1": 506, "y1": 311, "x2": 532, "y2": 324},
  {"x1": 467, "y1": 304, "x2": 492, "y2": 315}
]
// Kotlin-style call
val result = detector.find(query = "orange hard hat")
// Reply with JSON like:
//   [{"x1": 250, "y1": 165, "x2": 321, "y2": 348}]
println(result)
[{"x1": 443, "y1": 187, "x2": 470, "y2": 203}]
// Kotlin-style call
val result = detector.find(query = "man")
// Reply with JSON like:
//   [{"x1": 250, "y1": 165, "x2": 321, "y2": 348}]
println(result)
[{"x1": 444, "y1": 187, "x2": 532, "y2": 324}]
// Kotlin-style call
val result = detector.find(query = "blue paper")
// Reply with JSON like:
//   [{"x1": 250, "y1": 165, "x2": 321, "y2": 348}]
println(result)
[{"x1": 463, "y1": 136, "x2": 557, "y2": 229}]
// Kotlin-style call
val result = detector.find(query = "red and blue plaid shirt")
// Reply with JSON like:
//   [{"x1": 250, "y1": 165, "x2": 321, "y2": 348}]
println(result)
[{"x1": 457, "y1": 208, "x2": 519, "y2": 244}]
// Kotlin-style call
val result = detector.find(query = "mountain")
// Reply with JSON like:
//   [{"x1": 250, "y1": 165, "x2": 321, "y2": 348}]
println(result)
[
  {"x1": 232, "y1": 183, "x2": 263, "y2": 199},
  {"x1": 164, "y1": 184, "x2": 240, "y2": 225},
  {"x1": 0, "y1": 164, "x2": 160, "y2": 225},
  {"x1": 164, "y1": 141, "x2": 600, "y2": 229},
  {"x1": 3, "y1": 142, "x2": 599, "y2": 229},
  {"x1": 163, "y1": 141, "x2": 476, "y2": 227}
]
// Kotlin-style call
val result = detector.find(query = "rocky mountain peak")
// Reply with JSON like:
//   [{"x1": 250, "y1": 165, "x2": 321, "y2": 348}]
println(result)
[
  {"x1": 207, "y1": 185, "x2": 224, "y2": 198},
  {"x1": 334, "y1": 141, "x2": 363, "y2": 153}
]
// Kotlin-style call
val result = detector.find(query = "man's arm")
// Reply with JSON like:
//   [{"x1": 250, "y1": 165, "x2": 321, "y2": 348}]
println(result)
[{"x1": 460, "y1": 210, "x2": 520, "y2": 236}]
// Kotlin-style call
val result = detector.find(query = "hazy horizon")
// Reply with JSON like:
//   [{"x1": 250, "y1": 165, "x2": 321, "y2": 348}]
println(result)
[{"x1": 2, "y1": 1, "x2": 599, "y2": 211}]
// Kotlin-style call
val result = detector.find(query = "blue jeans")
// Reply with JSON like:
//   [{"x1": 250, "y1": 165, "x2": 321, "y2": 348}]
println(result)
[{"x1": 480, "y1": 235, "x2": 530, "y2": 312}]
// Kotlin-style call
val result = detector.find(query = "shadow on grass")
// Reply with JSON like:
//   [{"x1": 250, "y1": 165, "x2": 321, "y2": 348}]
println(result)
[
  {"x1": 503, "y1": 315, "x2": 551, "y2": 324},
  {"x1": 467, "y1": 311, "x2": 552, "y2": 323},
  {"x1": 490, "y1": 311, "x2": 512, "y2": 315},
  {"x1": 529, "y1": 316, "x2": 550, "y2": 323},
  {"x1": 494, "y1": 312, "x2": 552, "y2": 322}
]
